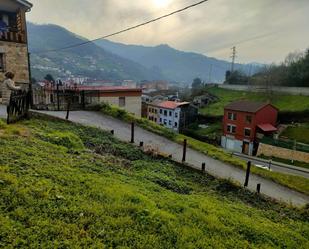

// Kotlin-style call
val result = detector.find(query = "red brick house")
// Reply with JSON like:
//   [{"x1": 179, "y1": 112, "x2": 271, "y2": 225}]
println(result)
[{"x1": 221, "y1": 100, "x2": 278, "y2": 155}]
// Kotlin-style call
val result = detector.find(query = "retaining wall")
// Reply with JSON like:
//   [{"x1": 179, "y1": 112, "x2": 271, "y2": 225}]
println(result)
[{"x1": 257, "y1": 143, "x2": 309, "y2": 163}]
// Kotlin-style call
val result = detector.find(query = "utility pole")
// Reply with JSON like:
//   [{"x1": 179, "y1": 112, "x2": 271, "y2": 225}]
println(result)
[
  {"x1": 247, "y1": 64, "x2": 252, "y2": 91},
  {"x1": 208, "y1": 64, "x2": 213, "y2": 84},
  {"x1": 230, "y1": 46, "x2": 237, "y2": 72}
]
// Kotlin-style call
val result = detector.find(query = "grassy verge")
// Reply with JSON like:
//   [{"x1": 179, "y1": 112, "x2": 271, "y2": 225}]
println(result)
[
  {"x1": 259, "y1": 154, "x2": 309, "y2": 170},
  {"x1": 97, "y1": 104, "x2": 309, "y2": 196},
  {"x1": 0, "y1": 117, "x2": 309, "y2": 247},
  {"x1": 200, "y1": 87, "x2": 309, "y2": 116},
  {"x1": 281, "y1": 124, "x2": 309, "y2": 144},
  {"x1": 185, "y1": 122, "x2": 222, "y2": 140}
]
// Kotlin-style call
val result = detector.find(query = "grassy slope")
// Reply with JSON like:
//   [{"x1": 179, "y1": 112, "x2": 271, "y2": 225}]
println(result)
[
  {"x1": 200, "y1": 87, "x2": 309, "y2": 116},
  {"x1": 186, "y1": 122, "x2": 222, "y2": 139},
  {"x1": 98, "y1": 104, "x2": 309, "y2": 196},
  {"x1": 0, "y1": 117, "x2": 309, "y2": 248},
  {"x1": 281, "y1": 124, "x2": 309, "y2": 144}
]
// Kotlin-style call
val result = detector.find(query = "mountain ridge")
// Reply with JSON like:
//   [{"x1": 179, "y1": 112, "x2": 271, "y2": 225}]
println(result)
[{"x1": 27, "y1": 22, "x2": 261, "y2": 84}]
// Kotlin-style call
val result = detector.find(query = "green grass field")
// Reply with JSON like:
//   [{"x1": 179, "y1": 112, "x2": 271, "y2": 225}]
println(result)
[
  {"x1": 187, "y1": 122, "x2": 222, "y2": 138},
  {"x1": 0, "y1": 117, "x2": 308, "y2": 248},
  {"x1": 281, "y1": 124, "x2": 309, "y2": 144},
  {"x1": 200, "y1": 87, "x2": 309, "y2": 116}
]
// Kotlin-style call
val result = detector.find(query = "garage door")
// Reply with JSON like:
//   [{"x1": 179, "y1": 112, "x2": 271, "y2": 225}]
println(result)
[{"x1": 226, "y1": 138, "x2": 235, "y2": 151}]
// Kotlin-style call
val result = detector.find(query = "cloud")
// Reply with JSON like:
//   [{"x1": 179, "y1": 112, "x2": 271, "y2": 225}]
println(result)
[{"x1": 27, "y1": 0, "x2": 309, "y2": 63}]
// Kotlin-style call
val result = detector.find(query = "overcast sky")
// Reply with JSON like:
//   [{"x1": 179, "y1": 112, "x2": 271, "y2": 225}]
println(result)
[{"x1": 27, "y1": 0, "x2": 309, "y2": 64}]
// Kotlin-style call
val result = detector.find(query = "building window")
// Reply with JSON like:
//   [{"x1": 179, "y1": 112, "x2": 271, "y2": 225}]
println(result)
[
  {"x1": 169, "y1": 120, "x2": 172, "y2": 126},
  {"x1": 155, "y1": 109, "x2": 157, "y2": 114},
  {"x1": 169, "y1": 111, "x2": 172, "y2": 116},
  {"x1": 154, "y1": 118, "x2": 157, "y2": 122},
  {"x1": 227, "y1": 124, "x2": 236, "y2": 134},
  {"x1": 174, "y1": 122, "x2": 178, "y2": 128},
  {"x1": 228, "y1": 112, "x2": 237, "y2": 121},
  {"x1": 160, "y1": 118, "x2": 162, "y2": 123},
  {"x1": 246, "y1": 115, "x2": 252, "y2": 124},
  {"x1": 164, "y1": 119, "x2": 167, "y2": 125},
  {"x1": 244, "y1": 128, "x2": 251, "y2": 137},
  {"x1": 160, "y1": 109, "x2": 162, "y2": 114},
  {"x1": 164, "y1": 110, "x2": 167, "y2": 116},
  {"x1": 119, "y1": 97, "x2": 126, "y2": 107},
  {"x1": 0, "y1": 53, "x2": 5, "y2": 72},
  {"x1": 175, "y1": 112, "x2": 178, "y2": 118}
]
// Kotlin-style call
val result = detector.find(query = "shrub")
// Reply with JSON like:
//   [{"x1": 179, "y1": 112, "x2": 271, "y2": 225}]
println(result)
[{"x1": 39, "y1": 131, "x2": 85, "y2": 151}]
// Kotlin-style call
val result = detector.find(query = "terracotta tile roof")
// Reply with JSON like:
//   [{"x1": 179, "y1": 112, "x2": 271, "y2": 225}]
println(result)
[
  {"x1": 76, "y1": 86, "x2": 142, "y2": 92},
  {"x1": 156, "y1": 101, "x2": 190, "y2": 110},
  {"x1": 225, "y1": 100, "x2": 273, "y2": 113}
]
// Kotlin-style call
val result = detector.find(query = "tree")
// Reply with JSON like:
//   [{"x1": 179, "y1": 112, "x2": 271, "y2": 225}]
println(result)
[
  {"x1": 191, "y1": 78, "x2": 203, "y2": 96},
  {"x1": 224, "y1": 70, "x2": 248, "y2": 85},
  {"x1": 44, "y1": 74, "x2": 55, "y2": 84}
]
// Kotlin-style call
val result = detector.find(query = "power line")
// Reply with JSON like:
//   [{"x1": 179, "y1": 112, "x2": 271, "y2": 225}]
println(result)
[
  {"x1": 32, "y1": 0, "x2": 209, "y2": 54},
  {"x1": 203, "y1": 31, "x2": 278, "y2": 54}
]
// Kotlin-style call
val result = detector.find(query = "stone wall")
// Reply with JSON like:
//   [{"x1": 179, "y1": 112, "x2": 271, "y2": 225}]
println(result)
[
  {"x1": 257, "y1": 143, "x2": 309, "y2": 163},
  {"x1": 0, "y1": 41, "x2": 30, "y2": 100}
]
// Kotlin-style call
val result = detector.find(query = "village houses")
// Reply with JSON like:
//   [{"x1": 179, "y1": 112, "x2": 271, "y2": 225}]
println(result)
[
  {"x1": 147, "y1": 100, "x2": 197, "y2": 132},
  {"x1": 221, "y1": 100, "x2": 278, "y2": 155},
  {"x1": 0, "y1": 0, "x2": 32, "y2": 103}
]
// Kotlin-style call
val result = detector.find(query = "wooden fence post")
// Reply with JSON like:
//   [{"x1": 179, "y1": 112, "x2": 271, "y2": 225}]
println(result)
[
  {"x1": 182, "y1": 139, "x2": 187, "y2": 162},
  {"x1": 257, "y1": 183, "x2": 261, "y2": 194},
  {"x1": 202, "y1": 163, "x2": 206, "y2": 173},
  {"x1": 65, "y1": 92, "x2": 72, "y2": 120},
  {"x1": 130, "y1": 122, "x2": 135, "y2": 143},
  {"x1": 57, "y1": 83, "x2": 60, "y2": 111},
  {"x1": 244, "y1": 161, "x2": 251, "y2": 187}
]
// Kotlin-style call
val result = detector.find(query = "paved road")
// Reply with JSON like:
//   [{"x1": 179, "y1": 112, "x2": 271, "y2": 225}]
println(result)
[
  {"x1": 0, "y1": 105, "x2": 6, "y2": 118},
  {"x1": 1, "y1": 106, "x2": 309, "y2": 206},
  {"x1": 234, "y1": 153, "x2": 309, "y2": 179}
]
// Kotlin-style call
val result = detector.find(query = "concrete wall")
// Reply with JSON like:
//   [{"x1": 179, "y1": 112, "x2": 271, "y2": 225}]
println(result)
[
  {"x1": 100, "y1": 96, "x2": 141, "y2": 117},
  {"x1": 257, "y1": 143, "x2": 309, "y2": 163},
  {"x1": 218, "y1": 84, "x2": 309, "y2": 96}
]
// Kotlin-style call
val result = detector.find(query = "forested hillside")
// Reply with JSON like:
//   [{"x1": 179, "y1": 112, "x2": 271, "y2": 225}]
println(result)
[
  {"x1": 225, "y1": 49, "x2": 309, "y2": 87},
  {"x1": 27, "y1": 23, "x2": 162, "y2": 81}
]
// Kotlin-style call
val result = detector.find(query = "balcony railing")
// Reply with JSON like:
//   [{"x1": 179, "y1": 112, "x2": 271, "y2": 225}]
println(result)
[{"x1": 0, "y1": 30, "x2": 26, "y2": 44}]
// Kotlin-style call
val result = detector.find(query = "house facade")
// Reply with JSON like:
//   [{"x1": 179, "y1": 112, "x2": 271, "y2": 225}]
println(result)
[
  {"x1": 221, "y1": 101, "x2": 278, "y2": 155},
  {"x1": 80, "y1": 86, "x2": 142, "y2": 117},
  {"x1": 147, "y1": 101, "x2": 197, "y2": 132},
  {"x1": 0, "y1": 0, "x2": 32, "y2": 102},
  {"x1": 32, "y1": 84, "x2": 142, "y2": 117}
]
